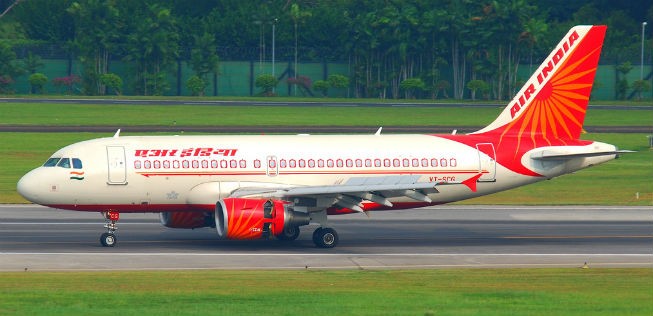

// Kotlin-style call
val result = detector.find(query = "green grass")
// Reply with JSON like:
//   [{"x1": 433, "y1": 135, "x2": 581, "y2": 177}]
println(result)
[
  {"x1": 0, "y1": 269, "x2": 651, "y2": 315},
  {"x1": 1, "y1": 102, "x2": 652, "y2": 126},
  {"x1": 2, "y1": 132, "x2": 651, "y2": 205},
  {"x1": 5, "y1": 94, "x2": 653, "y2": 106}
]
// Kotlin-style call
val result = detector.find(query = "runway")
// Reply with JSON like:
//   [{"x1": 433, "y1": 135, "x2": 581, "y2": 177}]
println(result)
[{"x1": 1, "y1": 205, "x2": 651, "y2": 271}]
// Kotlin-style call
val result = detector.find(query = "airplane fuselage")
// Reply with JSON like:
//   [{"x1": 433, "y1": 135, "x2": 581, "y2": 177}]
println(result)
[{"x1": 17, "y1": 133, "x2": 616, "y2": 214}]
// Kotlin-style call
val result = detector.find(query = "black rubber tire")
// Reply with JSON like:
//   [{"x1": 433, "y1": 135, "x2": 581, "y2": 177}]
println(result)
[
  {"x1": 313, "y1": 227, "x2": 338, "y2": 248},
  {"x1": 277, "y1": 226, "x2": 300, "y2": 241},
  {"x1": 100, "y1": 232, "x2": 117, "y2": 247},
  {"x1": 312, "y1": 227, "x2": 324, "y2": 245}
]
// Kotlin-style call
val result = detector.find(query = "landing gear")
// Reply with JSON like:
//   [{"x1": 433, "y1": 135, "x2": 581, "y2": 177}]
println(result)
[
  {"x1": 100, "y1": 232, "x2": 116, "y2": 247},
  {"x1": 101, "y1": 210, "x2": 119, "y2": 247},
  {"x1": 312, "y1": 227, "x2": 339, "y2": 248},
  {"x1": 277, "y1": 225, "x2": 301, "y2": 241}
]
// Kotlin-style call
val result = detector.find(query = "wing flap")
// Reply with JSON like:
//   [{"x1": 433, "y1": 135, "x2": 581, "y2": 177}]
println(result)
[{"x1": 230, "y1": 174, "x2": 482, "y2": 211}]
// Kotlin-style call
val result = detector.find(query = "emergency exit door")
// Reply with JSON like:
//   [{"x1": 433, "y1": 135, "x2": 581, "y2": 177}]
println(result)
[{"x1": 475, "y1": 143, "x2": 496, "y2": 182}]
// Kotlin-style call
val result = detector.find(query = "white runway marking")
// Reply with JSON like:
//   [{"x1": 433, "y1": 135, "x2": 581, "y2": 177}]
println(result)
[{"x1": 2, "y1": 252, "x2": 651, "y2": 257}]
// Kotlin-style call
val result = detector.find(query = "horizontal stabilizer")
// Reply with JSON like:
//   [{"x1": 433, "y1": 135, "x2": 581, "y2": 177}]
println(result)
[{"x1": 531, "y1": 150, "x2": 634, "y2": 160}]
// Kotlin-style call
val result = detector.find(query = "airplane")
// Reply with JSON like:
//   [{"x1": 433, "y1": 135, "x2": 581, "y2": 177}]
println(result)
[{"x1": 17, "y1": 25, "x2": 625, "y2": 248}]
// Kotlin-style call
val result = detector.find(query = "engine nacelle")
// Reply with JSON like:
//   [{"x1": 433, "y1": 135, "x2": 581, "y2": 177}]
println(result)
[
  {"x1": 160, "y1": 211, "x2": 215, "y2": 229},
  {"x1": 215, "y1": 198, "x2": 310, "y2": 240}
]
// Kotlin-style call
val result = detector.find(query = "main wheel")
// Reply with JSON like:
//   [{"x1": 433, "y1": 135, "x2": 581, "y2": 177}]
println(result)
[
  {"x1": 100, "y1": 232, "x2": 117, "y2": 247},
  {"x1": 313, "y1": 227, "x2": 338, "y2": 248},
  {"x1": 277, "y1": 226, "x2": 300, "y2": 241}
]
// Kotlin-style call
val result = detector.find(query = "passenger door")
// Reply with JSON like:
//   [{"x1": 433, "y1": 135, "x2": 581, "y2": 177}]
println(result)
[{"x1": 107, "y1": 146, "x2": 127, "y2": 184}]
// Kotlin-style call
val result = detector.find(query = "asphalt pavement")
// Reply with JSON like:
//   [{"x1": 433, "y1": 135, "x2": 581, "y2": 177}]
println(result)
[{"x1": 1, "y1": 205, "x2": 651, "y2": 271}]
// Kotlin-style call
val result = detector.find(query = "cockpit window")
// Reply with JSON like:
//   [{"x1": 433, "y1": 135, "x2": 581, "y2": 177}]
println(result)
[
  {"x1": 43, "y1": 158, "x2": 60, "y2": 167},
  {"x1": 57, "y1": 158, "x2": 71, "y2": 168},
  {"x1": 72, "y1": 158, "x2": 83, "y2": 169}
]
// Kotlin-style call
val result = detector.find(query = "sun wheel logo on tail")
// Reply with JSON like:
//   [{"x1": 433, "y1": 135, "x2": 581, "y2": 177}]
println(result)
[{"x1": 215, "y1": 198, "x2": 310, "y2": 240}]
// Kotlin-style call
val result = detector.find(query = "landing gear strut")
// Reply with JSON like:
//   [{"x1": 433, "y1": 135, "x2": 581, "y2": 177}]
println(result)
[
  {"x1": 312, "y1": 227, "x2": 339, "y2": 248},
  {"x1": 100, "y1": 210, "x2": 119, "y2": 247}
]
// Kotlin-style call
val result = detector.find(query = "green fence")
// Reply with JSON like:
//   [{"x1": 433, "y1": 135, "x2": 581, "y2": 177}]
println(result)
[
  {"x1": 11, "y1": 59, "x2": 352, "y2": 98},
  {"x1": 9, "y1": 58, "x2": 653, "y2": 100}
]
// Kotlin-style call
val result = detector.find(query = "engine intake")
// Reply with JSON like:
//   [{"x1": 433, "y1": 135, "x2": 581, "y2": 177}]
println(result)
[{"x1": 215, "y1": 198, "x2": 310, "y2": 240}]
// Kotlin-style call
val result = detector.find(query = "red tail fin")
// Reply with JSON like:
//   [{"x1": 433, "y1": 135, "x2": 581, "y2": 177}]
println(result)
[{"x1": 473, "y1": 25, "x2": 607, "y2": 142}]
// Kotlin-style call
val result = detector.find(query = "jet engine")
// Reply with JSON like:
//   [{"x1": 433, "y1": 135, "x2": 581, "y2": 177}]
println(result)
[
  {"x1": 215, "y1": 198, "x2": 310, "y2": 240},
  {"x1": 160, "y1": 211, "x2": 215, "y2": 229}
]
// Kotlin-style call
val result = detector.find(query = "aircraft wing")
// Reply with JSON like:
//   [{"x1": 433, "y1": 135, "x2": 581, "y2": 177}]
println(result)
[{"x1": 229, "y1": 173, "x2": 482, "y2": 213}]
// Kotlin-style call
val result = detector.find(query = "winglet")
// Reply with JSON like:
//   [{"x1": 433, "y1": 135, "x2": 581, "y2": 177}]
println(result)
[
  {"x1": 462, "y1": 173, "x2": 483, "y2": 192},
  {"x1": 375, "y1": 127, "x2": 383, "y2": 136},
  {"x1": 113, "y1": 129, "x2": 121, "y2": 138}
]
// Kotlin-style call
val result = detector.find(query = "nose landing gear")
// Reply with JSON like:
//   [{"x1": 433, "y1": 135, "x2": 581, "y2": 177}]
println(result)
[{"x1": 100, "y1": 210, "x2": 119, "y2": 247}]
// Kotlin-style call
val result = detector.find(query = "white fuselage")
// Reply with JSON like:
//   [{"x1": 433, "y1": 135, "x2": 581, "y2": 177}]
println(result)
[{"x1": 17, "y1": 133, "x2": 616, "y2": 214}]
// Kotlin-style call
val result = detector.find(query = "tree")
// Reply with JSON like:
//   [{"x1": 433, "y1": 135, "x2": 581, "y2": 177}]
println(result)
[
  {"x1": 99, "y1": 73, "x2": 123, "y2": 95},
  {"x1": 615, "y1": 62, "x2": 633, "y2": 100},
  {"x1": 327, "y1": 74, "x2": 349, "y2": 89},
  {"x1": 28, "y1": 73, "x2": 47, "y2": 94},
  {"x1": 189, "y1": 32, "x2": 219, "y2": 80},
  {"x1": 521, "y1": 18, "x2": 548, "y2": 72},
  {"x1": 400, "y1": 78, "x2": 425, "y2": 99},
  {"x1": 186, "y1": 75, "x2": 205, "y2": 96},
  {"x1": 124, "y1": 4, "x2": 179, "y2": 95},
  {"x1": 255, "y1": 74, "x2": 277, "y2": 96},
  {"x1": 288, "y1": 3, "x2": 311, "y2": 96},
  {"x1": 0, "y1": 42, "x2": 22, "y2": 93},
  {"x1": 67, "y1": 0, "x2": 120, "y2": 95},
  {"x1": 466, "y1": 79, "x2": 489, "y2": 101},
  {"x1": 188, "y1": 32, "x2": 219, "y2": 95},
  {"x1": 631, "y1": 80, "x2": 651, "y2": 101},
  {"x1": 313, "y1": 80, "x2": 329, "y2": 97},
  {"x1": 23, "y1": 52, "x2": 43, "y2": 74},
  {"x1": 10, "y1": 0, "x2": 74, "y2": 43}
]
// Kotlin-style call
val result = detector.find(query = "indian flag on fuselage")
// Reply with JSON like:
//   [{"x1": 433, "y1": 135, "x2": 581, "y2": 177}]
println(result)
[{"x1": 69, "y1": 171, "x2": 85, "y2": 180}]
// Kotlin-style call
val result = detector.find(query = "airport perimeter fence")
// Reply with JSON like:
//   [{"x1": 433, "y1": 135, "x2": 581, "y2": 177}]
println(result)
[{"x1": 7, "y1": 54, "x2": 653, "y2": 101}]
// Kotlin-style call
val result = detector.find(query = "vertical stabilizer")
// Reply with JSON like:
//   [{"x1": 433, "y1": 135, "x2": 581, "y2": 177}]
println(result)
[{"x1": 473, "y1": 25, "x2": 607, "y2": 142}]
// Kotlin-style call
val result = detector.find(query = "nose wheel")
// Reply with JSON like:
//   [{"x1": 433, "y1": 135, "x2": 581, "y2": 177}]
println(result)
[
  {"x1": 100, "y1": 232, "x2": 116, "y2": 247},
  {"x1": 100, "y1": 211, "x2": 119, "y2": 247}
]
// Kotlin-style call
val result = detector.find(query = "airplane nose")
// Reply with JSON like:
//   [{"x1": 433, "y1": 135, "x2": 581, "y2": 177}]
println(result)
[{"x1": 17, "y1": 169, "x2": 42, "y2": 203}]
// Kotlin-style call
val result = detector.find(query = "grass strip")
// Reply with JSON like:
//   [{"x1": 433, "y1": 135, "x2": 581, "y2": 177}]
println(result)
[
  {"x1": 0, "y1": 269, "x2": 651, "y2": 316},
  {"x1": 1, "y1": 102, "x2": 652, "y2": 126},
  {"x1": 1, "y1": 132, "x2": 650, "y2": 205},
  {"x1": 4, "y1": 94, "x2": 653, "y2": 106}
]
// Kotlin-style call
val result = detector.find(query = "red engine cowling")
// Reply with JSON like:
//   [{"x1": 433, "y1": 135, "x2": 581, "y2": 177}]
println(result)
[
  {"x1": 215, "y1": 198, "x2": 310, "y2": 240},
  {"x1": 160, "y1": 211, "x2": 215, "y2": 229}
]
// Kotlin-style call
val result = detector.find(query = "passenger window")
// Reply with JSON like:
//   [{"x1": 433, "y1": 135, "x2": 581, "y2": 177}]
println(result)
[
  {"x1": 43, "y1": 158, "x2": 60, "y2": 167},
  {"x1": 72, "y1": 158, "x2": 83, "y2": 169},
  {"x1": 57, "y1": 158, "x2": 71, "y2": 168}
]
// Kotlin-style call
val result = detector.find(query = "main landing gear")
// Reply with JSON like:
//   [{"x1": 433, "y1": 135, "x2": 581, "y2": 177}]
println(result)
[
  {"x1": 277, "y1": 225, "x2": 339, "y2": 248},
  {"x1": 100, "y1": 210, "x2": 119, "y2": 247},
  {"x1": 312, "y1": 227, "x2": 339, "y2": 248},
  {"x1": 307, "y1": 210, "x2": 338, "y2": 248}
]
